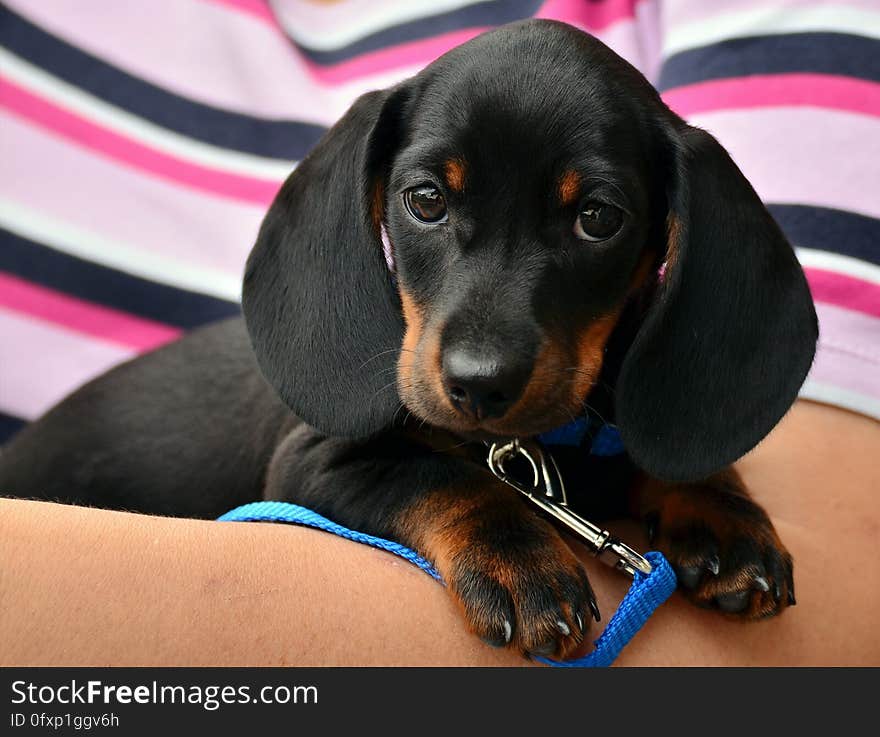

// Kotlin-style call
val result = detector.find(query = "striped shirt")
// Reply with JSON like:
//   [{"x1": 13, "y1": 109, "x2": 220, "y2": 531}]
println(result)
[{"x1": 1, "y1": 0, "x2": 878, "y2": 444}]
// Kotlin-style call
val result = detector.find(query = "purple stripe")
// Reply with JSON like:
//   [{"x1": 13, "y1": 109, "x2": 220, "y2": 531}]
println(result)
[
  {"x1": 658, "y1": 32, "x2": 880, "y2": 90},
  {"x1": 0, "y1": 227, "x2": 239, "y2": 330}
]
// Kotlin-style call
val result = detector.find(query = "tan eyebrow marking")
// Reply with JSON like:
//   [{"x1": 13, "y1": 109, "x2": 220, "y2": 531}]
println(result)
[
  {"x1": 444, "y1": 158, "x2": 466, "y2": 193},
  {"x1": 557, "y1": 169, "x2": 581, "y2": 206}
]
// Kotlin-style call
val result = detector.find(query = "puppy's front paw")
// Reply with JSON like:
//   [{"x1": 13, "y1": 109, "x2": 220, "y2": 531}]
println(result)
[
  {"x1": 445, "y1": 518, "x2": 599, "y2": 659},
  {"x1": 643, "y1": 472, "x2": 794, "y2": 619}
]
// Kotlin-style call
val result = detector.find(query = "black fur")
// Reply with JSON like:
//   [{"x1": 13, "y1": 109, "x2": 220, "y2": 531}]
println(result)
[
  {"x1": 243, "y1": 88, "x2": 406, "y2": 437},
  {"x1": 617, "y1": 124, "x2": 817, "y2": 481},
  {"x1": 0, "y1": 20, "x2": 817, "y2": 651}
]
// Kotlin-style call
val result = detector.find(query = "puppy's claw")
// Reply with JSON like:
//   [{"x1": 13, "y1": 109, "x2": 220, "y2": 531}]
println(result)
[
  {"x1": 588, "y1": 596, "x2": 601, "y2": 623},
  {"x1": 706, "y1": 554, "x2": 720, "y2": 576},
  {"x1": 644, "y1": 473, "x2": 795, "y2": 620},
  {"x1": 555, "y1": 618, "x2": 571, "y2": 637},
  {"x1": 480, "y1": 619, "x2": 513, "y2": 648}
]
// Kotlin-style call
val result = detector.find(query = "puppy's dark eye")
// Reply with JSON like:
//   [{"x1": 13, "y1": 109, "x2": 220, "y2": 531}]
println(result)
[
  {"x1": 404, "y1": 185, "x2": 447, "y2": 223},
  {"x1": 574, "y1": 201, "x2": 623, "y2": 242}
]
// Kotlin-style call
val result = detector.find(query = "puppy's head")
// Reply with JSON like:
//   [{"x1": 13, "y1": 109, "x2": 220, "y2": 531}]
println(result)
[{"x1": 243, "y1": 20, "x2": 817, "y2": 482}]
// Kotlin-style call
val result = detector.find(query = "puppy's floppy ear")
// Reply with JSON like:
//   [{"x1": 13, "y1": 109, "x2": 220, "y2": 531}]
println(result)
[
  {"x1": 243, "y1": 87, "x2": 409, "y2": 437},
  {"x1": 617, "y1": 123, "x2": 818, "y2": 482}
]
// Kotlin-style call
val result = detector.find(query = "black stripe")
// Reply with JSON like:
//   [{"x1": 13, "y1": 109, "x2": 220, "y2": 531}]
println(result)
[
  {"x1": 0, "y1": 228, "x2": 241, "y2": 330},
  {"x1": 0, "y1": 410, "x2": 26, "y2": 445},
  {"x1": 768, "y1": 205, "x2": 880, "y2": 268},
  {"x1": 658, "y1": 33, "x2": 880, "y2": 90},
  {"x1": 290, "y1": 0, "x2": 542, "y2": 65},
  {"x1": 0, "y1": 5, "x2": 327, "y2": 160}
]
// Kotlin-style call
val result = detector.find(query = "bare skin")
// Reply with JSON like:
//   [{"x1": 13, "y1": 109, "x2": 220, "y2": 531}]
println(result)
[{"x1": 1, "y1": 401, "x2": 878, "y2": 666}]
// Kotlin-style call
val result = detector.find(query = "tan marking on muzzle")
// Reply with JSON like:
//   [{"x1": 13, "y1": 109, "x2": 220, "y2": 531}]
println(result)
[
  {"x1": 569, "y1": 249, "x2": 658, "y2": 402},
  {"x1": 397, "y1": 286, "x2": 446, "y2": 415},
  {"x1": 570, "y1": 312, "x2": 622, "y2": 403},
  {"x1": 499, "y1": 336, "x2": 568, "y2": 428},
  {"x1": 397, "y1": 287, "x2": 423, "y2": 390}
]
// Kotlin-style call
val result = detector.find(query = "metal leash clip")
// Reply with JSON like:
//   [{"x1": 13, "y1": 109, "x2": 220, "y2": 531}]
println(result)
[{"x1": 487, "y1": 438, "x2": 652, "y2": 577}]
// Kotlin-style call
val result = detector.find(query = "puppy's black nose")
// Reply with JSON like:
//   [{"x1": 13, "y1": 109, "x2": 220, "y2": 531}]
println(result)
[{"x1": 442, "y1": 347, "x2": 530, "y2": 420}]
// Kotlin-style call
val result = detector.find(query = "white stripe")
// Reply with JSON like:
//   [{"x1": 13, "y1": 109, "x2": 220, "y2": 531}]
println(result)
[
  {"x1": 664, "y1": 4, "x2": 880, "y2": 58},
  {"x1": 800, "y1": 379, "x2": 880, "y2": 421},
  {"x1": 0, "y1": 48, "x2": 296, "y2": 181},
  {"x1": 796, "y1": 248, "x2": 880, "y2": 286},
  {"x1": 271, "y1": 0, "x2": 486, "y2": 51},
  {"x1": 0, "y1": 200, "x2": 242, "y2": 302}
]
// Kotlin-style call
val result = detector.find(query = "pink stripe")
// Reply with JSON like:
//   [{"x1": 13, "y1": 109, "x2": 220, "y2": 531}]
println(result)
[
  {"x1": 1, "y1": 111, "x2": 264, "y2": 279},
  {"x1": 663, "y1": 74, "x2": 880, "y2": 118},
  {"x1": 0, "y1": 273, "x2": 181, "y2": 351},
  {"x1": 0, "y1": 309, "x2": 135, "y2": 420},
  {"x1": 536, "y1": 0, "x2": 638, "y2": 30},
  {"x1": 806, "y1": 269, "x2": 880, "y2": 319},
  {"x1": 0, "y1": 77, "x2": 281, "y2": 207},
  {"x1": 685, "y1": 107, "x2": 880, "y2": 220},
  {"x1": 204, "y1": 0, "x2": 278, "y2": 26}
]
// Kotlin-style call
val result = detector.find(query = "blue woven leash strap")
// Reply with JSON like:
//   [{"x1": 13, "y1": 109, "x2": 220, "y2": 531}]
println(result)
[
  {"x1": 219, "y1": 501, "x2": 442, "y2": 581},
  {"x1": 218, "y1": 501, "x2": 676, "y2": 667}
]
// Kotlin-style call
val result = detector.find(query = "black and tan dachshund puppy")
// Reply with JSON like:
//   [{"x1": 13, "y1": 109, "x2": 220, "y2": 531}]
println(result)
[{"x1": 0, "y1": 21, "x2": 817, "y2": 658}]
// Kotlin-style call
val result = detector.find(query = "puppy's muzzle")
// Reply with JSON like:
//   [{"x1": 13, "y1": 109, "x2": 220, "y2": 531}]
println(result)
[{"x1": 441, "y1": 345, "x2": 531, "y2": 420}]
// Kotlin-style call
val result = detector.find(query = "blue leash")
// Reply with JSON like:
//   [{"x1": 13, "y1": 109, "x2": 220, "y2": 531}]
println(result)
[{"x1": 219, "y1": 500, "x2": 676, "y2": 667}]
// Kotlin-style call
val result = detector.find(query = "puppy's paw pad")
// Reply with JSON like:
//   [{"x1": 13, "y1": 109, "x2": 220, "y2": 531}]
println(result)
[
  {"x1": 448, "y1": 534, "x2": 597, "y2": 660},
  {"x1": 648, "y1": 497, "x2": 794, "y2": 620}
]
